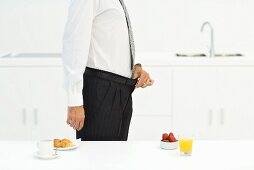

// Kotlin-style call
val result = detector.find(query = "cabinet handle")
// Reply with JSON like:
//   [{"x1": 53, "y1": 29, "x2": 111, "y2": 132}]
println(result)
[
  {"x1": 22, "y1": 108, "x2": 26, "y2": 125},
  {"x1": 34, "y1": 108, "x2": 38, "y2": 125},
  {"x1": 220, "y1": 108, "x2": 225, "y2": 125},
  {"x1": 208, "y1": 109, "x2": 213, "y2": 126}
]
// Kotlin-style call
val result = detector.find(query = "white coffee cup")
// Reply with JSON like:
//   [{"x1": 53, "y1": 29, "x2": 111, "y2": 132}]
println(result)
[{"x1": 37, "y1": 139, "x2": 54, "y2": 156}]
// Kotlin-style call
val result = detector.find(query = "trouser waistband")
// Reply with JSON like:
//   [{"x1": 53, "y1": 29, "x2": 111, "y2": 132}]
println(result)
[{"x1": 84, "y1": 67, "x2": 137, "y2": 86}]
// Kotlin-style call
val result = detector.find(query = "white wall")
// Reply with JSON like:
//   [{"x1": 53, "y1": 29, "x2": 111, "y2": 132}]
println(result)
[
  {"x1": 128, "y1": 0, "x2": 254, "y2": 55},
  {"x1": 0, "y1": 0, "x2": 254, "y2": 55},
  {"x1": 0, "y1": 0, "x2": 68, "y2": 53}
]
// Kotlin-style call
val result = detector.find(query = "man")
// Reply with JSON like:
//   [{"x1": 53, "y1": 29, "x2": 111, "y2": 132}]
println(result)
[{"x1": 62, "y1": 0, "x2": 154, "y2": 141}]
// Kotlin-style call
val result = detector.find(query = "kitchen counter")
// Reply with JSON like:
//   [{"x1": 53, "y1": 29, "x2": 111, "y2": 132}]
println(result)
[
  {"x1": 0, "y1": 140, "x2": 254, "y2": 170},
  {"x1": 1, "y1": 52, "x2": 254, "y2": 67}
]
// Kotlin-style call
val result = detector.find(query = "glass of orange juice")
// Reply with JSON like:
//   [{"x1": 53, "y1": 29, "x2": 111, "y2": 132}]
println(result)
[{"x1": 179, "y1": 135, "x2": 193, "y2": 156}]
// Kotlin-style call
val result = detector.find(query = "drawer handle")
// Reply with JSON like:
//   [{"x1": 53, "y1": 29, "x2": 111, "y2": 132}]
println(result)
[
  {"x1": 220, "y1": 108, "x2": 225, "y2": 125},
  {"x1": 34, "y1": 108, "x2": 38, "y2": 125},
  {"x1": 208, "y1": 109, "x2": 213, "y2": 126},
  {"x1": 22, "y1": 108, "x2": 26, "y2": 125}
]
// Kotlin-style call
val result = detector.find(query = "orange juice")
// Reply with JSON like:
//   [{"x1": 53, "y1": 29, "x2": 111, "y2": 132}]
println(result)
[{"x1": 179, "y1": 137, "x2": 193, "y2": 155}]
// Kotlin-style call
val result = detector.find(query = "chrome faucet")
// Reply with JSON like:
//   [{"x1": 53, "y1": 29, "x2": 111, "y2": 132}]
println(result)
[{"x1": 201, "y1": 21, "x2": 215, "y2": 57}]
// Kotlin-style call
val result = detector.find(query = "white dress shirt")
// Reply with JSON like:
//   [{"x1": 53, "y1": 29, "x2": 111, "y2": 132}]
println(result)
[{"x1": 62, "y1": 0, "x2": 134, "y2": 106}]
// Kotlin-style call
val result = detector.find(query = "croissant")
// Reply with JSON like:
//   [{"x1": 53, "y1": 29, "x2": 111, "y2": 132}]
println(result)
[
  {"x1": 54, "y1": 139, "x2": 62, "y2": 148},
  {"x1": 61, "y1": 138, "x2": 74, "y2": 148}
]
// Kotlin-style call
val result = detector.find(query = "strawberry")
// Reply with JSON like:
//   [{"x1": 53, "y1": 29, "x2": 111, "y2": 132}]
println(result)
[
  {"x1": 167, "y1": 132, "x2": 177, "y2": 142},
  {"x1": 168, "y1": 135, "x2": 177, "y2": 142},
  {"x1": 162, "y1": 133, "x2": 169, "y2": 140},
  {"x1": 166, "y1": 133, "x2": 171, "y2": 140}
]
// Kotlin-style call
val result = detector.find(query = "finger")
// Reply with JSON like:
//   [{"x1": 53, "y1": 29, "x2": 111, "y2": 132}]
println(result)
[
  {"x1": 75, "y1": 118, "x2": 81, "y2": 130},
  {"x1": 141, "y1": 82, "x2": 150, "y2": 88},
  {"x1": 77, "y1": 119, "x2": 84, "y2": 131},
  {"x1": 136, "y1": 74, "x2": 148, "y2": 88},
  {"x1": 66, "y1": 112, "x2": 71, "y2": 125},
  {"x1": 67, "y1": 107, "x2": 74, "y2": 125},
  {"x1": 70, "y1": 119, "x2": 77, "y2": 128},
  {"x1": 67, "y1": 117, "x2": 72, "y2": 126},
  {"x1": 142, "y1": 79, "x2": 150, "y2": 88},
  {"x1": 142, "y1": 78, "x2": 154, "y2": 88},
  {"x1": 141, "y1": 77, "x2": 150, "y2": 87},
  {"x1": 77, "y1": 111, "x2": 85, "y2": 131},
  {"x1": 136, "y1": 74, "x2": 145, "y2": 88},
  {"x1": 149, "y1": 79, "x2": 154, "y2": 86},
  {"x1": 66, "y1": 119, "x2": 70, "y2": 125},
  {"x1": 73, "y1": 113, "x2": 78, "y2": 129},
  {"x1": 69, "y1": 120, "x2": 74, "y2": 128},
  {"x1": 74, "y1": 120, "x2": 80, "y2": 130},
  {"x1": 72, "y1": 120, "x2": 78, "y2": 130},
  {"x1": 74, "y1": 121, "x2": 79, "y2": 130},
  {"x1": 141, "y1": 81, "x2": 148, "y2": 88},
  {"x1": 76, "y1": 122, "x2": 81, "y2": 131},
  {"x1": 146, "y1": 79, "x2": 154, "y2": 86},
  {"x1": 141, "y1": 84, "x2": 148, "y2": 88},
  {"x1": 75, "y1": 115, "x2": 82, "y2": 130}
]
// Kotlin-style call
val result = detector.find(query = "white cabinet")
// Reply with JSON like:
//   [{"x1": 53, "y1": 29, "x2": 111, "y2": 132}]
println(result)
[
  {"x1": 2, "y1": 59, "x2": 254, "y2": 141},
  {"x1": 0, "y1": 68, "x2": 30, "y2": 140},
  {"x1": 172, "y1": 67, "x2": 254, "y2": 139},
  {"x1": 0, "y1": 67, "x2": 75, "y2": 140},
  {"x1": 216, "y1": 68, "x2": 254, "y2": 139},
  {"x1": 29, "y1": 68, "x2": 75, "y2": 140},
  {"x1": 172, "y1": 67, "x2": 217, "y2": 139}
]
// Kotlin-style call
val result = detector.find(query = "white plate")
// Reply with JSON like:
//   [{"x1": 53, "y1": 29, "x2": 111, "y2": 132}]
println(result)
[
  {"x1": 34, "y1": 152, "x2": 60, "y2": 160},
  {"x1": 54, "y1": 140, "x2": 80, "y2": 151}
]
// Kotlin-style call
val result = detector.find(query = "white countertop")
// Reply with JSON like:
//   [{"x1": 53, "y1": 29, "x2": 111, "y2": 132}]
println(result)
[
  {"x1": 0, "y1": 140, "x2": 254, "y2": 170},
  {"x1": 1, "y1": 52, "x2": 254, "y2": 67}
]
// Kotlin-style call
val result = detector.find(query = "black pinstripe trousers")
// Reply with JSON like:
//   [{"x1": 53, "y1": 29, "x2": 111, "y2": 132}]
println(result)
[{"x1": 76, "y1": 67, "x2": 137, "y2": 141}]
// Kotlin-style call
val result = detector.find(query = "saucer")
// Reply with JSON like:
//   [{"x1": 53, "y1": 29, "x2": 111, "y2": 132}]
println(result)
[{"x1": 34, "y1": 151, "x2": 60, "y2": 160}]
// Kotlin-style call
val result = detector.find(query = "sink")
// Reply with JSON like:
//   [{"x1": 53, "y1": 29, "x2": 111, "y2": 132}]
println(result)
[
  {"x1": 214, "y1": 53, "x2": 243, "y2": 57},
  {"x1": 176, "y1": 53, "x2": 207, "y2": 57},
  {"x1": 176, "y1": 53, "x2": 244, "y2": 57}
]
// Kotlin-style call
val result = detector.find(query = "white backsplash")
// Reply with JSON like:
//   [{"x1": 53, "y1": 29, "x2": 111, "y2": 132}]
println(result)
[{"x1": 0, "y1": 0, "x2": 253, "y2": 56}]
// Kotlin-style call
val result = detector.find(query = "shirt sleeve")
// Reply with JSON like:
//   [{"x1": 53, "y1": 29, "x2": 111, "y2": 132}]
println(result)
[{"x1": 62, "y1": 0, "x2": 96, "y2": 106}]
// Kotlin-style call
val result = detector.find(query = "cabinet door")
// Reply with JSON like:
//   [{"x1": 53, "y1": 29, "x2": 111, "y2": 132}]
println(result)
[
  {"x1": 28, "y1": 67, "x2": 75, "y2": 140},
  {"x1": 132, "y1": 67, "x2": 173, "y2": 116},
  {"x1": 128, "y1": 115, "x2": 172, "y2": 141},
  {"x1": 172, "y1": 67, "x2": 217, "y2": 139},
  {"x1": 216, "y1": 68, "x2": 254, "y2": 139},
  {"x1": 0, "y1": 68, "x2": 30, "y2": 140}
]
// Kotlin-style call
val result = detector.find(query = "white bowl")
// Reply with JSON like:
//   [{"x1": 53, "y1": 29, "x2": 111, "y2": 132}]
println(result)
[{"x1": 160, "y1": 140, "x2": 178, "y2": 150}]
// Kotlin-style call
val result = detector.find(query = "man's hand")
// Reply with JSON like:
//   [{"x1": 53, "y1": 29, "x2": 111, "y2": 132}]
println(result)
[
  {"x1": 66, "y1": 106, "x2": 85, "y2": 131},
  {"x1": 132, "y1": 65, "x2": 154, "y2": 88}
]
